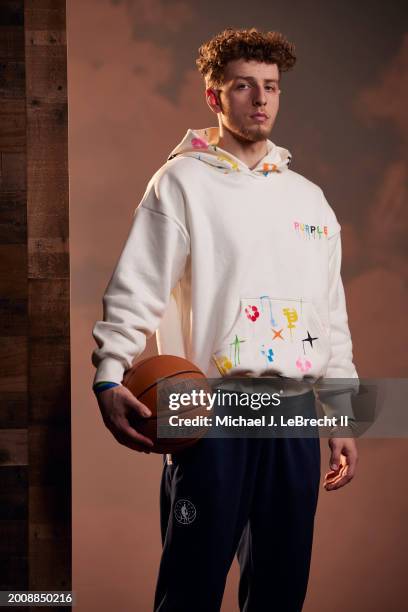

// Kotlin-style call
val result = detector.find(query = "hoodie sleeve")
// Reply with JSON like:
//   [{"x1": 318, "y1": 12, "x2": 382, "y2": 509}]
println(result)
[
  {"x1": 326, "y1": 230, "x2": 358, "y2": 379},
  {"x1": 91, "y1": 170, "x2": 190, "y2": 385},
  {"x1": 316, "y1": 192, "x2": 360, "y2": 433}
]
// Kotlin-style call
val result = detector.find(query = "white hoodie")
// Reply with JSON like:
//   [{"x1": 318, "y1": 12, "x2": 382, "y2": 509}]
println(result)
[{"x1": 91, "y1": 127, "x2": 358, "y2": 413}]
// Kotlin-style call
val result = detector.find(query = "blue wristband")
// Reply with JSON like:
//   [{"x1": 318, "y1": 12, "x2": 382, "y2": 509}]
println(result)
[{"x1": 93, "y1": 381, "x2": 120, "y2": 394}]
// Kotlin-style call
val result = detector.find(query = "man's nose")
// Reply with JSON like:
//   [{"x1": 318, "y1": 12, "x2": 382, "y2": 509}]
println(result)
[{"x1": 253, "y1": 87, "x2": 267, "y2": 106}]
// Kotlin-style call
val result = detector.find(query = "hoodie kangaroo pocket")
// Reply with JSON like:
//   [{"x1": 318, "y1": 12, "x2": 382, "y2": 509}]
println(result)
[{"x1": 212, "y1": 296, "x2": 331, "y2": 378}]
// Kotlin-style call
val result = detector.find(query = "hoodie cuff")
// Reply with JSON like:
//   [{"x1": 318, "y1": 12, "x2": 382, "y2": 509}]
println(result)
[
  {"x1": 321, "y1": 390, "x2": 358, "y2": 437},
  {"x1": 92, "y1": 357, "x2": 126, "y2": 386}
]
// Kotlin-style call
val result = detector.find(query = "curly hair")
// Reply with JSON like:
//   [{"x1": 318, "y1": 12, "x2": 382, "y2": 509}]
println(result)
[{"x1": 196, "y1": 27, "x2": 296, "y2": 87}]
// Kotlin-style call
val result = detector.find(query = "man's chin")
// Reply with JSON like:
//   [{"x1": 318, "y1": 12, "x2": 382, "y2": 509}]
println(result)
[{"x1": 237, "y1": 124, "x2": 272, "y2": 143}]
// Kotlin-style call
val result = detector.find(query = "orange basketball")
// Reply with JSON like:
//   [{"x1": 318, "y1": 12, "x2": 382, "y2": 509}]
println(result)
[{"x1": 122, "y1": 355, "x2": 213, "y2": 454}]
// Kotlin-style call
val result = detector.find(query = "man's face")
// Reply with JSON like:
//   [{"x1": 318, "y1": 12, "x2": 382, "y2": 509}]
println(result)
[{"x1": 208, "y1": 59, "x2": 281, "y2": 143}]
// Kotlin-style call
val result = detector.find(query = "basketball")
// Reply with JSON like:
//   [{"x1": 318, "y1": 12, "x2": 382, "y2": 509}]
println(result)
[{"x1": 122, "y1": 355, "x2": 213, "y2": 454}]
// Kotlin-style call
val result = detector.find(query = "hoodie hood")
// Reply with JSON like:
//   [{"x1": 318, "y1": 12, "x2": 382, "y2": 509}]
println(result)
[{"x1": 167, "y1": 127, "x2": 292, "y2": 176}]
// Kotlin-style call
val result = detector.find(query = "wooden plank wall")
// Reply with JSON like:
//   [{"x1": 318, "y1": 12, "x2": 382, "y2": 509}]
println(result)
[
  {"x1": 0, "y1": 0, "x2": 71, "y2": 604},
  {"x1": 0, "y1": 0, "x2": 28, "y2": 594}
]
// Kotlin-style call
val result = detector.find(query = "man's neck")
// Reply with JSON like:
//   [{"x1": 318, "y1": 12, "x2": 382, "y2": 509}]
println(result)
[{"x1": 212, "y1": 125, "x2": 269, "y2": 170}]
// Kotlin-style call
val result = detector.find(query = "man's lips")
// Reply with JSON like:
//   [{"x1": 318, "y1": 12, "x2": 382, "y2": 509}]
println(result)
[{"x1": 250, "y1": 113, "x2": 269, "y2": 122}]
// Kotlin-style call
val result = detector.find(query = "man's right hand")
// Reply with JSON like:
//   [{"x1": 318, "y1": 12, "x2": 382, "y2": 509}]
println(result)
[{"x1": 96, "y1": 385, "x2": 154, "y2": 453}]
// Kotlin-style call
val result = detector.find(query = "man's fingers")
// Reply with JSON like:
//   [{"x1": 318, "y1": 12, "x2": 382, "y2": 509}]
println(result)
[
  {"x1": 329, "y1": 441, "x2": 342, "y2": 471},
  {"x1": 324, "y1": 457, "x2": 356, "y2": 490},
  {"x1": 324, "y1": 466, "x2": 353, "y2": 490},
  {"x1": 126, "y1": 397, "x2": 152, "y2": 419},
  {"x1": 325, "y1": 442, "x2": 359, "y2": 489},
  {"x1": 110, "y1": 419, "x2": 154, "y2": 452},
  {"x1": 343, "y1": 446, "x2": 358, "y2": 479},
  {"x1": 97, "y1": 386, "x2": 154, "y2": 452},
  {"x1": 121, "y1": 422, "x2": 154, "y2": 449}
]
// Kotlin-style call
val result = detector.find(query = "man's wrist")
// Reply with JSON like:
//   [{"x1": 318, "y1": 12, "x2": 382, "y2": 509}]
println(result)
[
  {"x1": 93, "y1": 381, "x2": 121, "y2": 395},
  {"x1": 329, "y1": 420, "x2": 358, "y2": 438}
]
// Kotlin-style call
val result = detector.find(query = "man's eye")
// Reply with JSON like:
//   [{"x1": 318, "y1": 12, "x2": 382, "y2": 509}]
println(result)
[{"x1": 237, "y1": 83, "x2": 248, "y2": 89}]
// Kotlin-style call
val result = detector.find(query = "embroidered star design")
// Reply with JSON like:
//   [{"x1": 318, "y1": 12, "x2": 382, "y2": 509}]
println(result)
[
  {"x1": 302, "y1": 331, "x2": 318, "y2": 353},
  {"x1": 272, "y1": 328, "x2": 284, "y2": 340}
]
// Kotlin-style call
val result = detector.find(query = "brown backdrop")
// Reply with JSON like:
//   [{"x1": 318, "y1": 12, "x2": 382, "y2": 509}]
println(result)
[{"x1": 67, "y1": 1, "x2": 408, "y2": 610}]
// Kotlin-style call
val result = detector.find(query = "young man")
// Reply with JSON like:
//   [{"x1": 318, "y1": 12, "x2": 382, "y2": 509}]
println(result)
[{"x1": 91, "y1": 28, "x2": 359, "y2": 611}]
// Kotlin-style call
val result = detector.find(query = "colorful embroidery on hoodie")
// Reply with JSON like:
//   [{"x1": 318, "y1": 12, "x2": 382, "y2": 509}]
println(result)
[
  {"x1": 167, "y1": 128, "x2": 292, "y2": 176},
  {"x1": 262, "y1": 163, "x2": 279, "y2": 176},
  {"x1": 230, "y1": 334, "x2": 246, "y2": 366},
  {"x1": 302, "y1": 331, "x2": 318, "y2": 352},
  {"x1": 260, "y1": 344, "x2": 275, "y2": 364},
  {"x1": 260, "y1": 295, "x2": 277, "y2": 326},
  {"x1": 282, "y1": 307, "x2": 298, "y2": 339},
  {"x1": 212, "y1": 354, "x2": 233, "y2": 375},
  {"x1": 216, "y1": 154, "x2": 240, "y2": 172},
  {"x1": 294, "y1": 221, "x2": 328, "y2": 239},
  {"x1": 191, "y1": 137, "x2": 209, "y2": 150},
  {"x1": 211, "y1": 294, "x2": 330, "y2": 377},
  {"x1": 296, "y1": 356, "x2": 312, "y2": 373},
  {"x1": 245, "y1": 305, "x2": 260, "y2": 322},
  {"x1": 272, "y1": 328, "x2": 284, "y2": 340}
]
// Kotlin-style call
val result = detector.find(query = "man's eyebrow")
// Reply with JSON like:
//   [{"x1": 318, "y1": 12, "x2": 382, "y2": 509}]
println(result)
[{"x1": 233, "y1": 75, "x2": 280, "y2": 83}]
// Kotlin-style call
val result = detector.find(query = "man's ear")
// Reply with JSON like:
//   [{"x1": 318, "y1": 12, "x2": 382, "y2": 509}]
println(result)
[{"x1": 206, "y1": 87, "x2": 221, "y2": 113}]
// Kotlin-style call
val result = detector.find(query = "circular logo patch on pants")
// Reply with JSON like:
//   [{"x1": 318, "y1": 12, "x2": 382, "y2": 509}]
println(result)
[{"x1": 174, "y1": 499, "x2": 197, "y2": 525}]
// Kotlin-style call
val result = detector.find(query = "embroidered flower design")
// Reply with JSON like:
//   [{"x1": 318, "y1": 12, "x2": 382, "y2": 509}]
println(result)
[
  {"x1": 191, "y1": 137, "x2": 209, "y2": 150},
  {"x1": 245, "y1": 305, "x2": 260, "y2": 322},
  {"x1": 296, "y1": 357, "x2": 312, "y2": 373}
]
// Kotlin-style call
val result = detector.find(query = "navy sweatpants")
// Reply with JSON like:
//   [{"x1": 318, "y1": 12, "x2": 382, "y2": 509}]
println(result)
[{"x1": 153, "y1": 390, "x2": 321, "y2": 612}]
